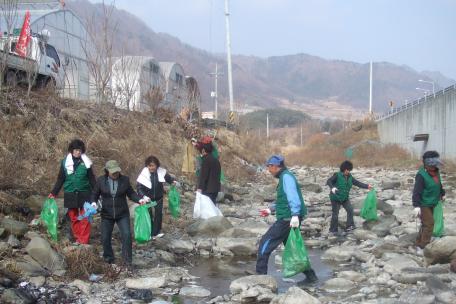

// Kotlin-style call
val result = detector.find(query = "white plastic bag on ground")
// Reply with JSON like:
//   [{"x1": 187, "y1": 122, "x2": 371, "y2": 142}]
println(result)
[{"x1": 193, "y1": 192, "x2": 223, "y2": 219}]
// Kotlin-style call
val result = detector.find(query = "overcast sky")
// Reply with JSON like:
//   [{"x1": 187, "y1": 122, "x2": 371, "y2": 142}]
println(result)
[{"x1": 92, "y1": 0, "x2": 456, "y2": 80}]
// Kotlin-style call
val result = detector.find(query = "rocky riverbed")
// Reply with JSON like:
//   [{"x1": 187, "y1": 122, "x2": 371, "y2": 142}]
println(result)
[{"x1": 1, "y1": 166, "x2": 456, "y2": 303}]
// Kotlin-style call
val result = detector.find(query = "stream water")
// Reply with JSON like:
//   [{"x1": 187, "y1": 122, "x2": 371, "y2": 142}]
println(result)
[{"x1": 170, "y1": 249, "x2": 333, "y2": 303}]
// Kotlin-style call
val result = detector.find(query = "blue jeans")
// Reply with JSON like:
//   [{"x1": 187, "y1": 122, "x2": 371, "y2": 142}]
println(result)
[{"x1": 101, "y1": 215, "x2": 132, "y2": 265}]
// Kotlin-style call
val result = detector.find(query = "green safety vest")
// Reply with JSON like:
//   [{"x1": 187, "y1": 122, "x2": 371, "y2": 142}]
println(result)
[
  {"x1": 329, "y1": 171, "x2": 353, "y2": 202},
  {"x1": 418, "y1": 166, "x2": 441, "y2": 207},
  {"x1": 276, "y1": 169, "x2": 306, "y2": 220},
  {"x1": 62, "y1": 159, "x2": 91, "y2": 193}
]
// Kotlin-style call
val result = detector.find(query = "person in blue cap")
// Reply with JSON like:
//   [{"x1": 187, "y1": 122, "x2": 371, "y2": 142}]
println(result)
[{"x1": 256, "y1": 155, "x2": 318, "y2": 283}]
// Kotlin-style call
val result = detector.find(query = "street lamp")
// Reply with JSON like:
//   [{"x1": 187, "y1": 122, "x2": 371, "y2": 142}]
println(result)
[
  {"x1": 418, "y1": 79, "x2": 435, "y2": 95},
  {"x1": 416, "y1": 87, "x2": 430, "y2": 97}
]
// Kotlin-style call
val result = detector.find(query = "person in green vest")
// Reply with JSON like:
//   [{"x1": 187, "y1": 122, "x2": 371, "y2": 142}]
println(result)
[
  {"x1": 49, "y1": 139, "x2": 96, "y2": 244},
  {"x1": 413, "y1": 151, "x2": 445, "y2": 251},
  {"x1": 326, "y1": 160, "x2": 372, "y2": 235},
  {"x1": 256, "y1": 155, "x2": 318, "y2": 283}
]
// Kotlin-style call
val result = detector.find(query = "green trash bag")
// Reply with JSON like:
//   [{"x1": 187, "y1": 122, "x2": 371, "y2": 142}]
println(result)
[
  {"x1": 282, "y1": 228, "x2": 311, "y2": 278},
  {"x1": 134, "y1": 203, "x2": 153, "y2": 244},
  {"x1": 220, "y1": 170, "x2": 226, "y2": 184},
  {"x1": 40, "y1": 198, "x2": 59, "y2": 241},
  {"x1": 168, "y1": 185, "x2": 181, "y2": 219},
  {"x1": 360, "y1": 189, "x2": 378, "y2": 221},
  {"x1": 433, "y1": 201, "x2": 444, "y2": 237}
]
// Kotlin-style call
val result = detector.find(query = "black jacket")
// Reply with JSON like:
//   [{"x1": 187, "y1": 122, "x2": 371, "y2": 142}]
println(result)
[
  {"x1": 326, "y1": 173, "x2": 369, "y2": 191},
  {"x1": 91, "y1": 175, "x2": 141, "y2": 219},
  {"x1": 412, "y1": 173, "x2": 445, "y2": 207},
  {"x1": 51, "y1": 158, "x2": 96, "y2": 209},
  {"x1": 198, "y1": 153, "x2": 221, "y2": 194},
  {"x1": 137, "y1": 170, "x2": 174, "y2": 201}
]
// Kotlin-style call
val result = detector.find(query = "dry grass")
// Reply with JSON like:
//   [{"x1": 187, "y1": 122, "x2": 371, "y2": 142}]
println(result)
[
  {"x1": 0, "y1": 90, "x2": 265, "y2": 199},
  {"x1": 285, "y1": 121, "x2": 414, "y2": 168},
  {"x1": 62, "y1": 245, "x2": 121, "y2": 281}
]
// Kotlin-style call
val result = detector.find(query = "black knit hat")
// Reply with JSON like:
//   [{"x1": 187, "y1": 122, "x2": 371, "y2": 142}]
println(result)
[{"x1": 68, "y1": 139, "x2": 86, "y2": 153}]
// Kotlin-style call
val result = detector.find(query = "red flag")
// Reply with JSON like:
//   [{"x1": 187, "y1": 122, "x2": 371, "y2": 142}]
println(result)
[{"x1": 15, "y1": 11, "x2": 31, "y2": 57}]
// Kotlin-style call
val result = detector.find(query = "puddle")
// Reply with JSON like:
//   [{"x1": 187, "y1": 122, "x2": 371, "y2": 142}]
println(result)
[{"x1": 171, "y1": 249, "x2": 333, "y2": 303}]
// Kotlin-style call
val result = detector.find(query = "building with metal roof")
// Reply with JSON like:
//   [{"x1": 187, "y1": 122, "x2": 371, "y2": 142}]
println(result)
[{"x1": 111, "y1": 56, "x2": 164, "y2": 111}]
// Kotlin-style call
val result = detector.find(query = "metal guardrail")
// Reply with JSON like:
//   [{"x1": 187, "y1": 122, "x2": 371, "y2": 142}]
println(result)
[{"x1": 375, "y1": 84, "x2": 456, "y2": 121}]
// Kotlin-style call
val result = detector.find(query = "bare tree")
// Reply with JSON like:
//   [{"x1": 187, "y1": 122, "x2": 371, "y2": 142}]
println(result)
[
  {"x1": 82, "y1": 0, "x2": 117, "y2": 103},
  {"x1": 0, "y1": 0, "x2": 19, "y2": 92},
  {"x1": 111, "y1": 55, "x2": 142, "y2": 110}
]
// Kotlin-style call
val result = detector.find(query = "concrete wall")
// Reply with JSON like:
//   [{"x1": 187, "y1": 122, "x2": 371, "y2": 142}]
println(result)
[{"x1": 377, "y1": 85, "x2": 456, "y2": 159}]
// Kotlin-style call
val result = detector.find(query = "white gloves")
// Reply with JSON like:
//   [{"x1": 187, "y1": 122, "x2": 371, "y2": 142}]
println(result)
[
  {"x1": 91, "y1": 202, "x2": 97, "y2": 209},
  {"x1": 142, "y1": 196, "x2": 151, "y2": 203},
  {"x1": 290, "y1": 216, "x2": 300, "y2": 228},
  {"x1": 413, "y1": 207, "x2": 421, "y2": 218},
  {"x1": 331, "y1": 187, "x2": 338, "y2": 194}
]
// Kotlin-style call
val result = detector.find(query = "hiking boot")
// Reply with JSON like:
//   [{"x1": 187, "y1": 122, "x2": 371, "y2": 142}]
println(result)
[
  {"x1": 299, "y1": 269, "x2": 318, "y2": 284},
  {"x1": 345, "y1": 225, "x2": 356, "y2": 232},
  {"x1": 244, "y1": 270, "x2": 256, "y2": 275}
]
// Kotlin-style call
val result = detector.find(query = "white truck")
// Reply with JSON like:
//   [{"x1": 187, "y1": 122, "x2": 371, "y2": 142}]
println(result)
[{"x1": 0, "y1": 30, "x2": 65, "y2": 89}]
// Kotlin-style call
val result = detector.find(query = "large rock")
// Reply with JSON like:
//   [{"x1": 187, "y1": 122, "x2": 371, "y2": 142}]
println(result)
[
  {"x1": 300, "y1": 183, "x2": 323, "y2": 193},
  {"x1": 426, "y1": 276, "x2": 456, "y2": 304},
  {"x1": 1, "y1": 288, "x2": 36, "y2": 304},
  {"x1": 322, "y1": 278, "x2": 355, "y2": 293},
  {"x1": 270, "y1": 286, "x2": 320, "y2": 304},
  {"x1": 25, "y1": 237, "x2": 66, "y2": 275},
  {"x1": 216, "y1": 237, "x2": 257, "y2": 256},
  {"x1": 353, "y1": 229, "x2": 378, "y2": 241},
  {"x1": 337, "y1": 270, "x2": 366, "y2": 282},
  {"x1": 377, "y1": 200, "x2": 394, "y2": 215},
  {"x1": 24, "y1": 195, "x2": 47, "y2": 214},
  {"x1": 229, "y1": 275, "x2": 277, "y2": 294},
  {"x1": 15, "y1": 256, "x2": 47, "y2": 276},
  {"x1": 381, "y1": 180, "x2": 401, "y2": 190},
  {"x1": 167, "y1": 239, "x2": 195, "y2": 254},
  {"x1": 126, "y1": 276, "x2": 166, "y2": 289},
  {"x1": 423, "y1": 236, "x2": 456, "y2": 264},
  {"x1": 179, "y1": 286, "x2": 211, "y2": 298},
  {"x1": 0, "y1": 218, "x2": 29, "y2": 237},
  {"x1": 322, "y1": 246, "x2": 356, "y2": 262},
  {"x1": 236, "y1": 220, "x2": 270, "y2": 235},
  {"x1": 383, "y1": 256, "x2": 420, "y2": 274},
  {"x1": 187, "y1": 216, "x2": 233, "y2": 237},
  {"x1": 398, "y1": 290, "x2": 435, "y2": 304},
  {"x1": 363, "y1": 215, "x2": 399, "y2": 237}
]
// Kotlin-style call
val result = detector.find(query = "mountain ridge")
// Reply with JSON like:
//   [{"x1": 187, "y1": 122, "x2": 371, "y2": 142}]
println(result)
[{"x1": 68, "y1": 0, "x2": 455, "y2": 114}]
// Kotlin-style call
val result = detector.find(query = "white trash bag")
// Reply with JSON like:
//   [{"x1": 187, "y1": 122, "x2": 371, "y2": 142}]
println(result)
[{"x1": 193, "y1": 192, "x2": 223, "y2": 219}]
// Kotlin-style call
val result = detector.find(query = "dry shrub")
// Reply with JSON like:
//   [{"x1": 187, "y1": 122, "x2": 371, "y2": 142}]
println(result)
[
  {"x1": 63, "y1": 246, "x2": 120, "y2": 281},
  {"x1": 286, "y1": 122, "x2": 414, "y2": 168}
]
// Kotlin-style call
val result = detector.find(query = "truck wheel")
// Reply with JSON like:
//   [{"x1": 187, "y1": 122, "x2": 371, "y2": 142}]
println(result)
[
  {"x1": 5, "y1": 70, "x2": 18, "y2": 87},
  {"x1": 40, "y1": 77, "x2": 56, "y2": 92}
]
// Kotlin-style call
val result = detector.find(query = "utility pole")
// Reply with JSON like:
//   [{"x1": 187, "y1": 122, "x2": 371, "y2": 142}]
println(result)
[
  {"x1": 209, "y1": 63, "x2": 223, "y2": 119},
  {"x1": 369, "y1": 61, "x2": 373, "y2": 115},
  {"x1": 224, "y1": 0, "x2": 234, "y2": 115},
  {"x1": 266, "y1": 113, "x2": 269, "y2": 139}
]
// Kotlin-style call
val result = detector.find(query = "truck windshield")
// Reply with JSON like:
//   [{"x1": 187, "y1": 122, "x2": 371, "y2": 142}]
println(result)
[{"x1": 45, "y1": 44, "x2": 60, "y2": 66}]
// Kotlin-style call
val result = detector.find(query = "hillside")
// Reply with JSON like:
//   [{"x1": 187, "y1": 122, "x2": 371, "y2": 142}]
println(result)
[
  {"x1": 68, "y1": 0, "x2": 454, "y2": 114},
  {"x1": 0, "y1": 90, "x2": 267, "y2": 197}
]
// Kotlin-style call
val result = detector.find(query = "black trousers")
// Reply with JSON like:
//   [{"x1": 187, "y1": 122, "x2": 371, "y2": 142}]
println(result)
[
  {"x1": 256, "y1": 217, "x2": 314, "y2": 278},
  {"x1": 101, "y1": 215, "x2": 132, "y2": 265},
  {"x1": 203, "y1": 192, "x2": 218, "y2": 204},
  {"x1": 329, "y1": 200, "x2": 355, "y2": 232},
  {"x1": 149, "y1": 197, "x2": 163, "y2": 236}
]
